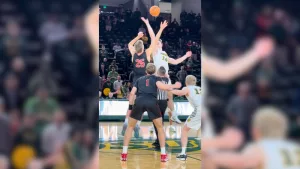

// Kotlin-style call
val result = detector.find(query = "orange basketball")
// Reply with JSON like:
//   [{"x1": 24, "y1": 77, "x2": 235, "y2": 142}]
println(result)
[{"x1": 149, "y1": 6, "x2": 160, "y2": 17}]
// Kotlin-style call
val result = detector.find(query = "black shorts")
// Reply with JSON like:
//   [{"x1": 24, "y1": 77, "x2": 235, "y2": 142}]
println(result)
[
  {"x1": 157, "y1": 100, "x2": 168, "y2": 118},
  {"x1": 130, "y1": 96, "x2": 162, "y2": 120}
]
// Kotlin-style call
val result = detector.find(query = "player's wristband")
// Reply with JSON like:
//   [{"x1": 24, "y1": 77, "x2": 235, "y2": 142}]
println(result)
[{"x1": 129, "y1": 104, "x2": 133, "y2": 110}]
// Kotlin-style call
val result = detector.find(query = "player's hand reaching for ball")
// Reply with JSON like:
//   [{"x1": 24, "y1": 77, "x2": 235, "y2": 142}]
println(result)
[
  {"x1": 160, "y1": 20, "x2": 168, "y2": 30},
  {"x1": 186, "y1": 51, "x2": 192, "y2": 57},
  {"x1": 141, "y1": 17, "x2": 149, "y2": 24},
  {"x1": 252, "y1": 36, "x2": 274, "y2": 59},
  {"x1": 137, "y1": 32, "x2": 144, "y2": 38}
]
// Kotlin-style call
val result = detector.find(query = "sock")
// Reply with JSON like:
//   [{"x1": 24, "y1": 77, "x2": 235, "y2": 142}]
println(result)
[
  {"x1": 137, "y1": 121, "x2": 141, "y2": 126},
  {"x1": 161, "y1": 147, "x2": 166, "y2": 154},
  {"x1": 181, "y1": 147, "x2": 186, "y2": 154},
  {"x1": 122, "y1": 146, "x2": 128, "y2": 153},
  {"x1": 124, "y1": 118, "x2": 128, "y2": 124}
]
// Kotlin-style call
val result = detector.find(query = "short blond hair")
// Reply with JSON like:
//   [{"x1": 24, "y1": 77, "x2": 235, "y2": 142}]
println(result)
[
  {"x1": 146, "y1": 63, "x2": 156, "y2": 75},
  {"x1": 253, "y1": 106, "x2": 288, "y2": 138},
  {"x1": 185, "y1": 75, "x2": 197, "y2": 85},
  {"x1": 134, "y1": 40, "x2": 144, "y2": 53}
]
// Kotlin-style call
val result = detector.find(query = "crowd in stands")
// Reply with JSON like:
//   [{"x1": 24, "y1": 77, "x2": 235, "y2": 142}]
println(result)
[
  {"x1": 202, "y1": 0, "x2": 300, "y2": 140},
  {"x1": 0, "y1": 0, "x2": 97, "y2": 168},
  {"x1": 99, "y1": 7, "x2": 201, "y2": 100}
]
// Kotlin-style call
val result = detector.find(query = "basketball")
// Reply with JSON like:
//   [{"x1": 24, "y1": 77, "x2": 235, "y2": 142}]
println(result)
[{"x1": 149, "y1": 6, "x2": 160, "y2": 17}]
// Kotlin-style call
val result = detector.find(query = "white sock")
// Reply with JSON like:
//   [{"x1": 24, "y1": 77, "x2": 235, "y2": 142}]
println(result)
[
  {"x1": 137, "y1": 121, "x2": 141, "y2": 126},
  {"x1": 161, "y1": 147, "x2": 166, "y2": 154},
  {"x1": 181, "y1": 147, "x2": 186, "y2": 154},
  {"x1": 171, "y1": 111, "x2": 176, "y2": 118},
  {"x1": 124, "y1": 118, "x2": 128, "y2": 124},
  {"x1": 122, "y1": 146, "x2": 128, "y2": 153}
]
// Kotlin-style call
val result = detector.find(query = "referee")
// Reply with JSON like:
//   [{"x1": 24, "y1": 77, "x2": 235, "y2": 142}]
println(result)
[{"x1": 152, "y1": 66, "x2": 169, "y2": 148}]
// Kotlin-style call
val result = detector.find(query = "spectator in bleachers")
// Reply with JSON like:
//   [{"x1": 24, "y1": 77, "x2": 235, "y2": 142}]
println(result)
[
  {"x1": 100, "y1": 75, "x2": 106, "y2": 91},
  {"x1": 121, "y1": 82, "x2": 130, "y2": 99},
  {"x1": 256, "y1": 78, "x2": 272, "y2": 105},
  {"x1": 41, "y1": 109, "x2": 70, "y2": 155},
  {"x1": 186, "y1": 57, "x2": 193, "y2": 72},
  {"x1": 9, "y1": 108, "x2": 21, "y2": 137},
  {"x1": 2, "y1": 73, "x2": 23, "y2": 112},
  {"x1": 176, "y1": 66, "x2": 187, "y2": 87},
  {"x1": 39, "y1": 14, "x2": 68, "y2": 46},
  {"x1": 226, "y1": 81, "x2": 259, "y2": 140},
  {"x1": 133, "y1": 8, "x2": 141, "y2": 19},
  {"x1": 24, "y1": 86, "x2": 59, "y2": 132},
  {"x1": 100, "y1": 63, "x2": 107, "y2": 77},
  {"x1": 256, "y1": 5, "x2": 274, "y2": 33},
  {"x1": 113, "y1": 75, "x2": 123, "y2": 91},
  {"x1": 28, "y1": 62, "x2": 58, "y2": 96},
  {"x1": 102, "y1": 57, "x2": 109, "y2": 69},
  {"x1": 256, "y1": 59, "x2": 275, "y2": 83},
  {"x1": 10, "y1": 57, "x2": 28, "y2": 90},
  {"x1": 102, "y1": 77, "x2": 114, "y2": 97},
  {"x1": 109, "y1": 60, "x2": 118, "y2": 71},
  {"x1": 107, "y1": 67, "x2": 119, "y2": 83},
  {"x1": 105, "y1": 17, "x2": 112, "y2": 31},
  {"x1": 2, "y1": 21, "x2": 25, "y2": 59},
  {"x1": 171, "y1": 18, "x2": 179, "y2": 27}
]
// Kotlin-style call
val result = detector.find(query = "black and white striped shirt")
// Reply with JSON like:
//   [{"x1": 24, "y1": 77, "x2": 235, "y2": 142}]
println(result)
[{"x1": 157, "y1": 77, "x2": 169, "y2": 100}]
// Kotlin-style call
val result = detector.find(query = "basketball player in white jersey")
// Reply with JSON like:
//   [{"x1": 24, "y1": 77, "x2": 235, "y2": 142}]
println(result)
[
  {"x1": 169, "y1": 75, "x2": 201, "y2": 160},
  {"x1": 141, "y1": 17, "x2": 192, "y2": 125},
  {"x1": 203, "y1": 106, "x2": 300, "y2": 169}
]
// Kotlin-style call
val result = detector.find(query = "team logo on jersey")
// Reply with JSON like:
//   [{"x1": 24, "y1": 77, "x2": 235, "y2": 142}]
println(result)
[{"x1": 135, "y1": 59, "x2": 145, "y2": 68}]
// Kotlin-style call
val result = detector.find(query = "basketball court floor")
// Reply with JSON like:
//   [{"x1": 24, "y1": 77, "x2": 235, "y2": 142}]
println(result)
[{"x1": 99, "y1": 122, "x2": 201, "y2": 169}]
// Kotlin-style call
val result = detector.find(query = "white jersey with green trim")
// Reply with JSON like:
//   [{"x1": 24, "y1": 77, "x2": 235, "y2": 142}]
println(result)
[
  {"x1": 257, "y1": 139, "x2": 300, "y2": 169},
  {"x1": 153, "y1": 48, "x2": 169, "y2": 74}
]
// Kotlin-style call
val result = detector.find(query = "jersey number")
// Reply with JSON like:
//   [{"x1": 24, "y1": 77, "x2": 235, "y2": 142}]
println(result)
[
  {"x1": 194, "y1": 88, "x2": 201, "y2": 95},
  {"x1": 162, "y1": 55, "x2": 168, "y2": 62},
  {"x1": 280, "y1": 149, "x2": 300, "y2": 167},
  {"x1": 146, "y1": 79, "x2": 149, "y2": 87}
]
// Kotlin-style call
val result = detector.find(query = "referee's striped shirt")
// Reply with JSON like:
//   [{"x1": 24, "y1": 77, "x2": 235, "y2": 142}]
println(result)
[{"x1": 157, "y1": 77, "x2": 169, "y2": 100}]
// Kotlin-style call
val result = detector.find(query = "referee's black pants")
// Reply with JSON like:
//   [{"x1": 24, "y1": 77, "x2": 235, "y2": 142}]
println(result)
[{"x1": 153, "y1": 100, "x2": 168, "y2": 144}]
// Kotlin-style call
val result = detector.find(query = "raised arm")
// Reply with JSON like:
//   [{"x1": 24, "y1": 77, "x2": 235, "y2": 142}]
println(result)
[
  {"x1": 141, "y1": 17, "x2": 156, "y2": 40},
  {"x1": 146, "y1": 20, "x2": 168, "y2": 61},
  {"x1": 203, "y1": 37, "x2": 274, "y2": 82},
  {"x1": 84, "y1": 5, "x2": 99, "y2": 74},
  {"x1": 168, "y1": 51, "x2": 192, "y2": 65},
  {"x1": 171, "y1": 87, "x2": 189, "y2": 96},
  {"x1": 128, "y1": 32, "x2": 144, "y2": 56},
  {"x1": 156, "y1": 81, "x2": 181, "y2": 91},
  {"x1": 203, "y1": 145, "x2": 263, "y2": 169}
]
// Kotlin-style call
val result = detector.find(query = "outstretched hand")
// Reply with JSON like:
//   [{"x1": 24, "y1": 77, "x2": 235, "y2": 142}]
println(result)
[
  {"x1": 253, "y1": 36, "x2": 274, "y2": 59},
  {"x1": 160, "y1": 20, "x2": 168, "y2": 30},
  {"x1": 186, "y1": 51, "x2": 192, "y2": 57}
]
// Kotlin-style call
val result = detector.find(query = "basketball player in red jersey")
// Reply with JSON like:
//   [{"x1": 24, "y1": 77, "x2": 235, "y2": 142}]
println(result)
[{"x1": 120, "y1": 20, "x2": 169, "y2": 137}]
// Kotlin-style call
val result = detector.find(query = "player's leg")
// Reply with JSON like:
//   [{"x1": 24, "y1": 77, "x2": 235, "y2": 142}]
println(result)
[
  {"x1": 153, "y1": 100, "x2": 168, "y2": 147},
  {"x1": 177, "y1": 109, "x2": 201, "y2": 161},
  {"x1": 147, "y1": 101, "x2": 168, "y2": 162},
  {"x1": 168, "y1": 92, "x2": 182, "y2": 124},
  {"x1": 121, "y1": 117, "x2": 138, "y2": 161},
  {"x1": 177, "y1": 124, "x2": 191, "y2": 159},
  {"x1": 122, "y1": 95, "x2": 137, "y2": 136},
  {"x1": 121, "y1": 101, "x2": 143, "y2": 161}
]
